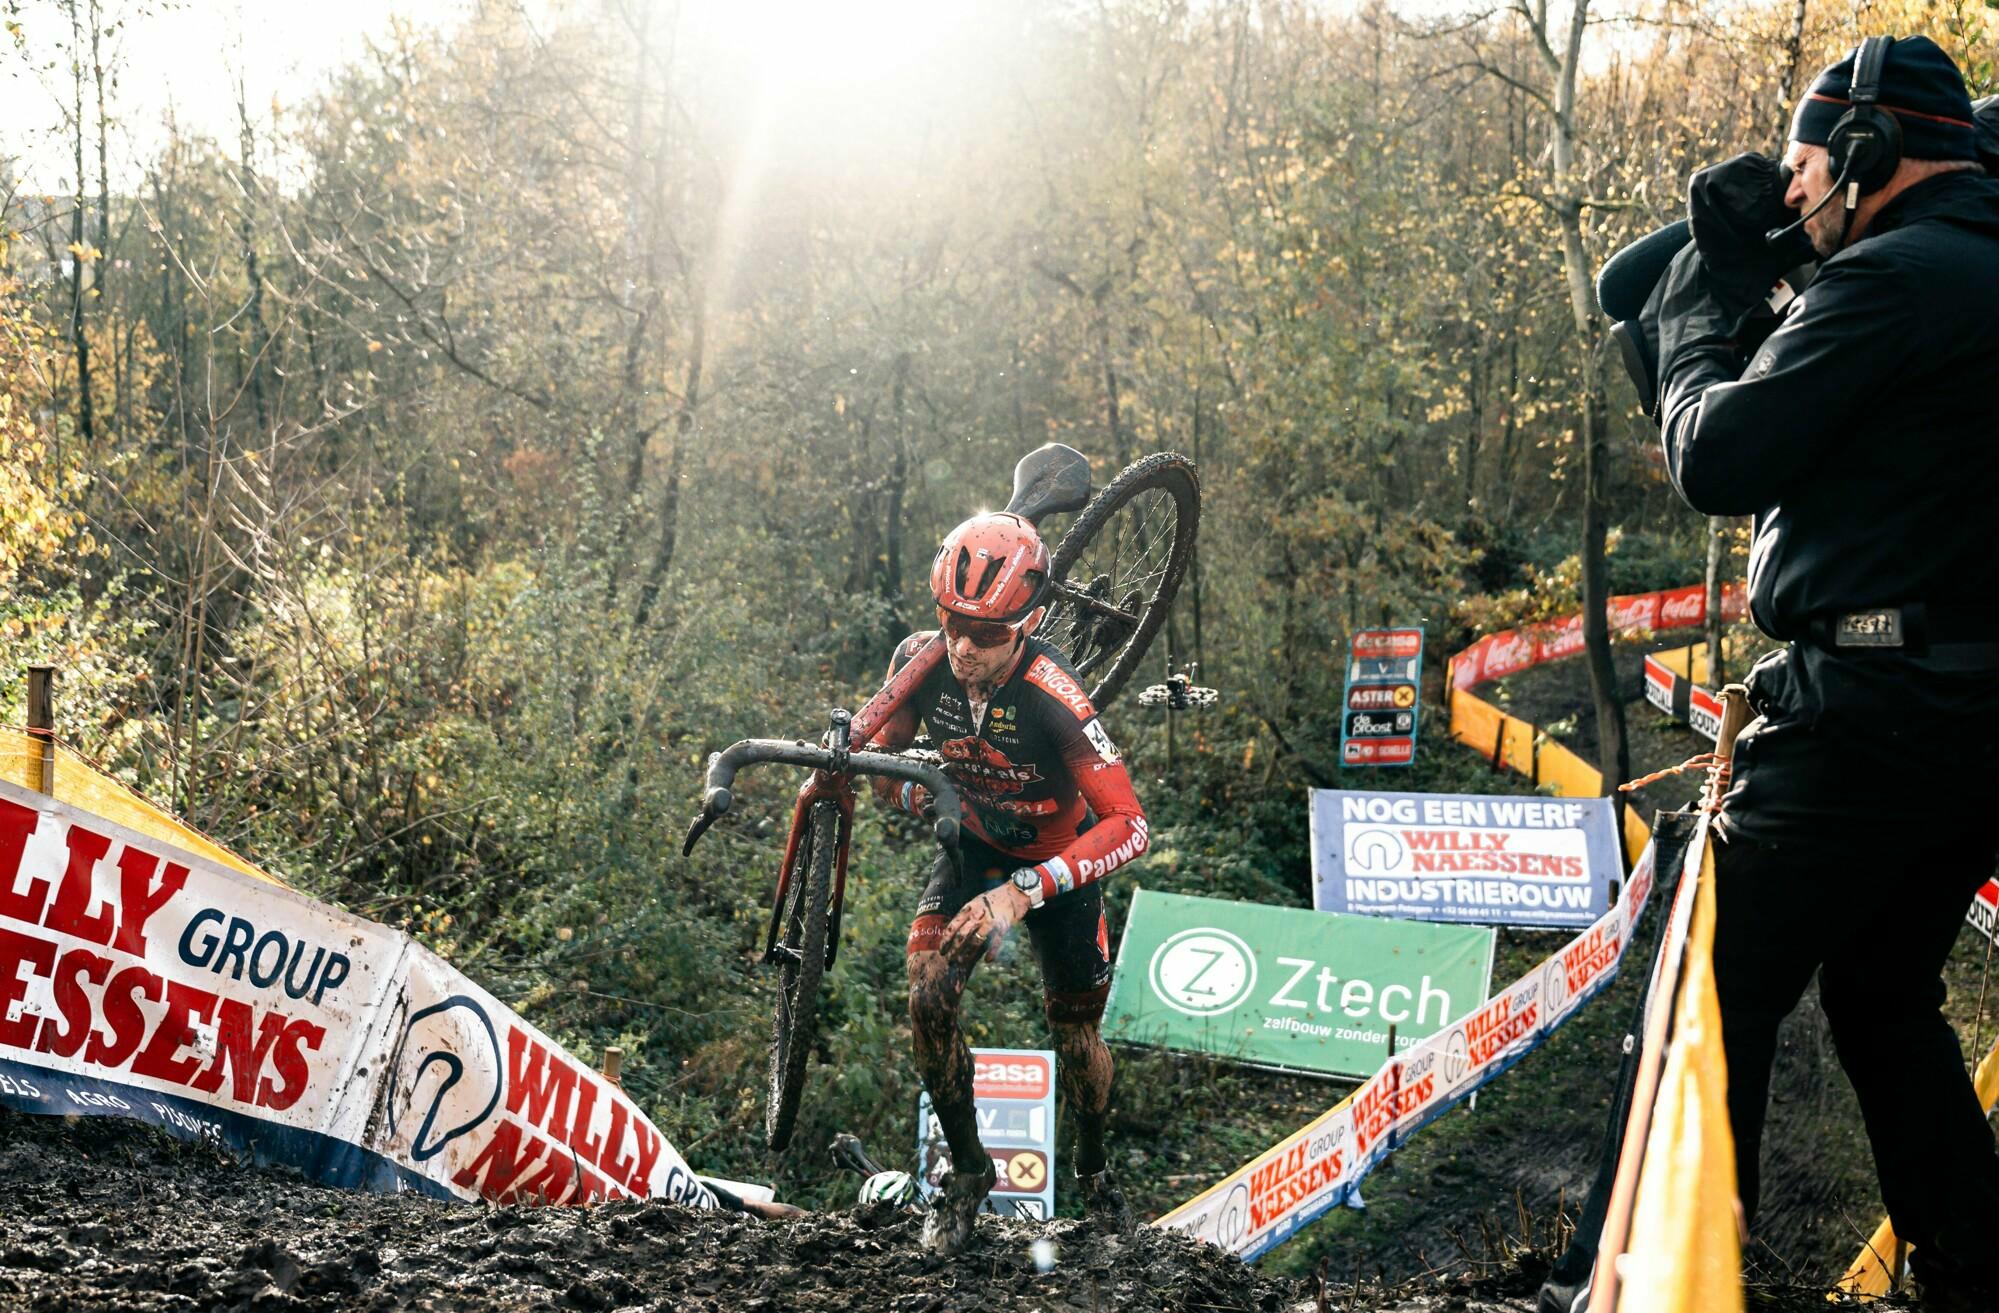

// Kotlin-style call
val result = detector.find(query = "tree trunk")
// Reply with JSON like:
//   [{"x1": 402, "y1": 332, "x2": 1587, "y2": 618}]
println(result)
[
  {"x1": 1777, "y1": 0, "x2": 1810, "y2": 139},
  {"x1": 881, "y1": 351, "x2": 911, "y2": 638},
  {"x1": 236, "y1": 81, "x2": 270, "y2": 436},
  {"x1": 66, "y1": 0, "x2": 96, "y2": 453},
  {"x1": 634, "y1": 298, "x2": 704, "y2": 628},
  {"x1": 1577, "y1": 362, "x2": 1629, "y2": 810},
  {"x1": 1093, "y1": 304, "x2": 1129, "y2": 469},
  {"x1": 1547, "y1": 0, "x2": 1630, "y2": 819}
]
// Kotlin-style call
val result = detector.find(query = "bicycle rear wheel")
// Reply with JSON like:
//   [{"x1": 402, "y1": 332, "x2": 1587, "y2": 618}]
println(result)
[
  {"x1": 766, "y1": 800, "x2": 836, "y2": 1152},
  {"x1": 1041, "y1": 452, "x2": 1200, "y2": 709}
]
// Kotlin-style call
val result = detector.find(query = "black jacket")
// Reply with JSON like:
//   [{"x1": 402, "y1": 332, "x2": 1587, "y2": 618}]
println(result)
[{"x1": 1652, "y1": 170, "x2": 1999, "y2": 725}]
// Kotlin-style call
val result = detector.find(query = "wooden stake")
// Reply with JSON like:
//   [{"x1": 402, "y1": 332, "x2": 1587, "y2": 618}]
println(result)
[
  {"x1": 26, "y1": 665, "x2": 55, "y2": 795},
  {"x1": 602, "y1": 1046, "x2": 624, "y2": 1087},
  {"x1": 1714, "y1": 684, "x2": 1752, "y2": 759}
]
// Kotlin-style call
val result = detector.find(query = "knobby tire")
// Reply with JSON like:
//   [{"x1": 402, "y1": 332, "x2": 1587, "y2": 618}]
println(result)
[
  {"x1": 765, "y1": 800, "x2": 837, "y2": 1152},
  {"x1": 1045, "y1": 452, "x2": 1200, "y2": 709}
]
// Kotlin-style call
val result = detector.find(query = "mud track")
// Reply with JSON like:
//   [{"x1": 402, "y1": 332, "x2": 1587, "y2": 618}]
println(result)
[
  {"x1": 0, "y1": 1106, "x2": 1882, "y2": 1312},
  {"x1": 3, "y1": 1108, "x2": 1533, "y2": 1312}
]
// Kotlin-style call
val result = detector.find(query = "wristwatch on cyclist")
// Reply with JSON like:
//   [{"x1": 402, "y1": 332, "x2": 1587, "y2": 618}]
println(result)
[{"x1": 1010, "y1": 867, "x2": 1048, "y2": 909}]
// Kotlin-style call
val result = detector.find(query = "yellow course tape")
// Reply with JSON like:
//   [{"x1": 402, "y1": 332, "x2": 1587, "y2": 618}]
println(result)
[
  {"x1": 1614, "y1": 831, "x2": 1744, "y2": 1313},
  {"x1": 1449, "y1": 645, "x2": 1742, "y2": 1312},
  {"x1": 0, "y1": 728, "x2": 282, "y2": 886}
]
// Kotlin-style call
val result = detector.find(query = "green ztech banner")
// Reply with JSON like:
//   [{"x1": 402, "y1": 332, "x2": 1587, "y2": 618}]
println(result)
[{"x1": 1103, "y1": 890, "x2": 1495, "y2": 1079}]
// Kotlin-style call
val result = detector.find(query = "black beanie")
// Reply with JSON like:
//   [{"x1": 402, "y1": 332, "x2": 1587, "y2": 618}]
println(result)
[{"x1": 1790, "y1": 35, "x2": 1979, "y2": 162}]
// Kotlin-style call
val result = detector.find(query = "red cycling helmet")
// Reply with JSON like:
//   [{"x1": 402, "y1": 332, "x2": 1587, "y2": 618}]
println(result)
[{"x1": 930, "y1": 512, "x2": 1050, "y2": 623}]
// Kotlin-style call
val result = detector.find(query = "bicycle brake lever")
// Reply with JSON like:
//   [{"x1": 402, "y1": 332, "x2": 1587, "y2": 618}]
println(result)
[
  {"x1": 679, "y1": 811, "x2": 716, "y2": 857},
  {"x1": 679, "y1": 786, "x2": 734, "y2": 857},
  {"x1": 830, "y1": 1131, "x2": 886, "y2": 1178}
]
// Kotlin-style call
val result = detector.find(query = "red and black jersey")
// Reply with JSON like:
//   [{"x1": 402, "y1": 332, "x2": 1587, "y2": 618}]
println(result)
[{"x1": 869, "y1": 634, "x2": 1149, "y2": 901}]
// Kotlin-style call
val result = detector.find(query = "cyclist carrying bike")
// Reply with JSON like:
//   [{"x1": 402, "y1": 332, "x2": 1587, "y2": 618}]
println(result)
[{"x1": 866, "y1": 511, "x2": 1150, "y2": 1255}]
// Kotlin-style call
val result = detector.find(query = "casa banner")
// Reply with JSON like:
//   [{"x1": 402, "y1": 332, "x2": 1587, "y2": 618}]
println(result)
[
  {"x1": 1157, "y1": 840, "x2": 1657, "y2": 1261},
  {"x1": 1310, "y1": 789, "x2": 1622, "y2": 929},
  {"x1": 0, "y1": 780, "x2": 713, "y2": 1211},
  {"x1": 1102, "y1": 890, "x2": 1494, "y2": 1080},
  {"x1": 1450, "y1": 582, "x2": 1746, "y2": 691},
  {"x1": 917, "y1": 1048, "x2": 1057, "y2": 1220}
]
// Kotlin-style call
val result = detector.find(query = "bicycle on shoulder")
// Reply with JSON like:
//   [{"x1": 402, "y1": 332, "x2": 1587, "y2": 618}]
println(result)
[{"x1": 682, "y1": 442, "x2": 1199, "y2": 1154}]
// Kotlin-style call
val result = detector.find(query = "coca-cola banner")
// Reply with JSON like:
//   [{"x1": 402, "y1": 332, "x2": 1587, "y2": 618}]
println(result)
[{"x1": 1449, "y1": 582, "x2": 1746, "y2": 691}]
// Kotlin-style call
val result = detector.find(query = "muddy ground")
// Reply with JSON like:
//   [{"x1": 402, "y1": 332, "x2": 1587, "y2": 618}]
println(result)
[
  {"x1": 0, "y1": 1107, "x2": 1555, "y2": 1312},
  {"x1": 0, "y1": 1107, "x2": 1906, "y2": 1312}
]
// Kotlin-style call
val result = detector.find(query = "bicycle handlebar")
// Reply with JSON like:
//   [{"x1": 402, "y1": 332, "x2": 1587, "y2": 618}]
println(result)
[{"x1": 680, "y1": 738, "x2": 963, "y2": 857}]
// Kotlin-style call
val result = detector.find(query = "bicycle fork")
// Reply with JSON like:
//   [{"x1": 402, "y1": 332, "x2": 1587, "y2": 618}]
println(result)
[{"x1": 763, "y1": 709, "x2": 858, "y2": 972}]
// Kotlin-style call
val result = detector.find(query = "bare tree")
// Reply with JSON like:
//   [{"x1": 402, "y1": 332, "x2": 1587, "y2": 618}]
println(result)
[{"x1": 1441, "y1": 0, "x2": 1631, "y2": 809}]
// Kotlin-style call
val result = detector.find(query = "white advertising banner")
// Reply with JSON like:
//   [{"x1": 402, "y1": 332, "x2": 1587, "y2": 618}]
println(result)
[
  {"x1": 1158, "y1": 837, "x2": 1659, "y2": 1261},
  {"x1": 0, "y1": 780, "x2": 712, "y2": 1210},
  {"x1": 1311, "y1": 789, "x2": 1623, "y2": 929}
]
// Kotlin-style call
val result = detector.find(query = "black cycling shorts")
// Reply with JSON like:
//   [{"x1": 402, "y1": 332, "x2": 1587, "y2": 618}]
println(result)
[{"x1": 911, "y1": 833, "x2": 1111, "y2": 1001}]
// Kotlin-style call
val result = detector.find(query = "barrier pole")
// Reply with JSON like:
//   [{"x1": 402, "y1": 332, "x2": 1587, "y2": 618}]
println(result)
[
  {"x1": 26, "y1": 665, "x2": 55, "y2": 795},
  {"x1": 1589, "y1": 686, "x2": 1749, "y2": 1312}
]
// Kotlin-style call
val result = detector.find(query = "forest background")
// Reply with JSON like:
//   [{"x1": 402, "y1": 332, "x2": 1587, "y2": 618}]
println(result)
[{"x1": 3, "y1": 0, "x2": 1994, "y2": 1285}]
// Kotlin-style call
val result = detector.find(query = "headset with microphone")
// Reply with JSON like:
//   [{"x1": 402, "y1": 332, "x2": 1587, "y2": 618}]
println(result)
[{"x1": 1767, "y1": 35, "x2": 1902, "y2": 246}]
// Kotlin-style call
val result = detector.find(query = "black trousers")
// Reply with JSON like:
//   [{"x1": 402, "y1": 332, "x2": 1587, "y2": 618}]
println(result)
[{"x1": 1712, "y1": 715, "x2": 1999, "y2": 1284}]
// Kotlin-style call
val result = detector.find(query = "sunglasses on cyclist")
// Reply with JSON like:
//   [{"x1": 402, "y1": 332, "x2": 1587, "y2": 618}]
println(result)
[{"x1": 936, "y1": 606, "x2": 1027, "y2": 649}]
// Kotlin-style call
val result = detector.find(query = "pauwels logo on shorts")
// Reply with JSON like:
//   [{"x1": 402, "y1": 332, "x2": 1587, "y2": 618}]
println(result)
[{"x1": 1025, "y1": 655, "x2": 1096, "y2": 721}]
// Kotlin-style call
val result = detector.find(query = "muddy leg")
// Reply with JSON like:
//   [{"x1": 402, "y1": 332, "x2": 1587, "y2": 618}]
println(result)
[
  {"x1": 1051, "y1": 1020, "x2": 1113, "y2": 1176},
  {"x1": 907, "y1": 918, "x2": 986, "y2": 1170}
]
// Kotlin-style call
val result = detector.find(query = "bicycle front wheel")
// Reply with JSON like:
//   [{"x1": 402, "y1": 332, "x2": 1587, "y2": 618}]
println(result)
[
  {"x1": 1042, "y1": 452, "x2": 1200, "y2": 709},
  {"x1": 765, "y1": 800, "x2": 837, "y2": 1152}
]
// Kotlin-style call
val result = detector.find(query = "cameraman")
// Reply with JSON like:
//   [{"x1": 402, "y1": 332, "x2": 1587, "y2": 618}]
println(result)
[{"x1": 1650, "y1": 35, "x2": 1999, "y2": 1306}]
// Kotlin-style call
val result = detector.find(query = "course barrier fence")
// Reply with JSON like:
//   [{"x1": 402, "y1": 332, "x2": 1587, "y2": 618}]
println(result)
[
  {"x1": 1160, "y1": 593, "x2": 1745, "y2": 1258},
  {"x1": 0, "y1": 733, "x2": 714, "y2": 1213},
  {"x1": 1164, "y1": 586, "x2": 1755, "y2": 1300},
  {"x1": 1449, "y1": 583, "x2": 1745, "y2": 692},
  {"x1": 1156, "y1": 836, "x2": 1657, "y2": 1258}
]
